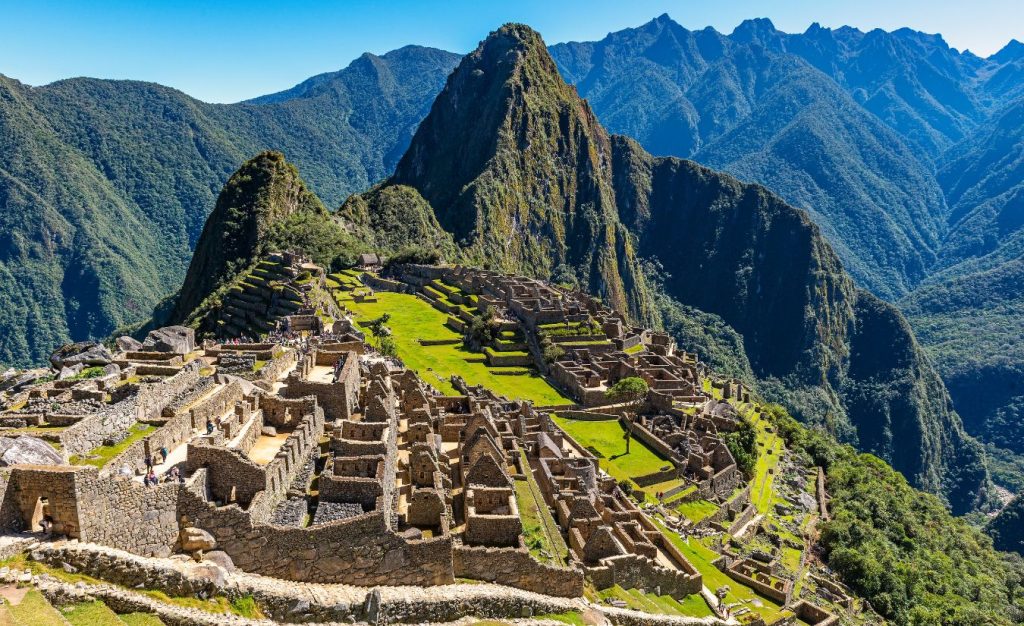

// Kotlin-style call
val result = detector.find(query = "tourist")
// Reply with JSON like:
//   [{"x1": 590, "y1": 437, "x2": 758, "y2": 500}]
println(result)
[
  {"x1": 144, "y1": 469, "x2": 157, "y2": 487},
  {"x1": 160, "y1": 446, "x2": 169, "y2": 463},
  {"x1": 206, "y1": 418, "x2": 215, "y2": 435},
  {"x1": 144, "y1": 454, "x2": 153, "y2": 469},
  {"x1": 166, "y1": 466, "x2": 181, "y2": 483}
]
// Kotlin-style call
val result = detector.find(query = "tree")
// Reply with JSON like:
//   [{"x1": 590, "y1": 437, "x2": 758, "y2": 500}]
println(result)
[
  {"x1": 378, "y1": 335, "x2": 398, "y2": 358},
  {"x1": 366, "y1": 313, "x2": 391, "y2": 338},
  {"x1": 605, "y1": 377, "x2": 649, "y2": 411},
  {"x1": 464, "y1": 305, "x2": 499, "y2": 351}
]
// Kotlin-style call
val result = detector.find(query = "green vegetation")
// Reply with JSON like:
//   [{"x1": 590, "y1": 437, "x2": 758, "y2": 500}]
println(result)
[
  {"x1": 674, "y1": 498, "x2": 719, "y2": 523},
  {"x1": 723, "y1": 412, "x2": 759, "y2": 478},
  {"x1": 551, "y1": 415, "x2": 667, "y2": 492},
  {"x1": 339, "y1": 289, "x2": 570, "y2": 405},
  {"x1": 8, "y1": 590, "x2": 67, "y2": 625},
  {"x1": 514, "y1": 466, "x2": 569, "y2": 565},
  {"x1": 987, "y1": 492, "x2": 1024, "y2": 554},
  {"x1": 595, "y1": 584, "x2": 712, "y2": 618},
  {"x1": 62, "y1": 600, "x2": 124, "y2": 625},
  {"x1": 72, "y1": 423, "x2": 156, "y2": 468},
  {"x1": 605, "y1": 376, "x2": 649, "y2": 408},
  {"x1": 770, "y1": 406, "x2": 1024, "y2": 625},
  {"x1": 0, "y1": 48, "x2": 461, "y2": 368}
]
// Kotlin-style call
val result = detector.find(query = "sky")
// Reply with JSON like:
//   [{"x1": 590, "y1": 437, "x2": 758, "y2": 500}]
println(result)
[{"x1": 2, "y1": 0, "x2": 1021, "y2": 103}]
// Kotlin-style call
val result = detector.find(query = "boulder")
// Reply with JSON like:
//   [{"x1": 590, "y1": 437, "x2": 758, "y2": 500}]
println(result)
[
  {"x1": 58, "y1": 365, "x2": 84, "y2": 380},
  {"x1": 0, "y1": 436, "x2": 64, "y2": 466},
  {"x1": 49, "y1": 342, "x2": 113, "y2": 369},
  {"x1": 103, "y1": 363, "x2": 121, "y2": 377},
  {"x1": 261, "y1": 426, "x2": 277, "y2": 437},
  {"x1": 190, "y1": 562, "x2": 227, "y2": 588},
  {"x1": 116, "y1": 336, "x2": 143, "y2": 352},
  {"x1": 180, "y1": 527, "x2": 217, "y2": 552},
  {"x1": 144, "y1": 326, "x2": 195, "y2": 354},
  {"x1": 202, "y1": 550, "x2": 235, "y2": 572}
]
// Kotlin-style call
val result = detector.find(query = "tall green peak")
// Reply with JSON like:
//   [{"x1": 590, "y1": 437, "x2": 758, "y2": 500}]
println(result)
[
  {"x1": 383, "y1": 24, "x2": 650, "y2": 320},
  {"x1": 171, "y1": 151, "x2": 328, "y2": 322}
]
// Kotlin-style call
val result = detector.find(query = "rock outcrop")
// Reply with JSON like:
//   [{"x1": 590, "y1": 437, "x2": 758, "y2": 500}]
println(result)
[
  {"x1": 0, "y1": 436, "x2": 63, "y2": 466},
  {"x1": 49, "y1": 341, "x2": 113, "y2": 370}
]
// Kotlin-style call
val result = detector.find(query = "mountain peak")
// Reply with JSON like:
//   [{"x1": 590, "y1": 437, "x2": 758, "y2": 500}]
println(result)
[
  {"x1": 991, "y1": 38, "x2": 1024, "y2": 63},
  {"x1": 171, "y1": 151, "x2": 326, "y2": 322},
  {"x1": 730, "y1": 17, "x2": 780, "y2": 44}
]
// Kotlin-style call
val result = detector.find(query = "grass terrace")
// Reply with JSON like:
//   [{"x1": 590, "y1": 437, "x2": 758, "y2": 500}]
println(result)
[
  {"x1": 593, "y1": 584, "x2": 712, "y2": 618},
  {"x1": 651, "y1": 517, "x2": 790, "y2": 623},
  {"x1": 72, "y1": 423, "x2": 156, "y2": 468},
  {"x1": 551, "y1": 415, "x2": 670, "y2": 493},
  {"x1": 514, "y1": 456, "x2": 570, "y2": 566},
  {"x1": 336, "y1": 286, "x2": 571, "y2": 405}
]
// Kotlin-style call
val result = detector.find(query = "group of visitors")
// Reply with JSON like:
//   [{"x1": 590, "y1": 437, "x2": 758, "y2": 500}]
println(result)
[{"x1": 143, "y1": 464, "x2": 182, "y2": 487}]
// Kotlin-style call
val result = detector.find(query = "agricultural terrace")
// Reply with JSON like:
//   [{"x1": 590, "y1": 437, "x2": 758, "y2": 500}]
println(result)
[{"x1": 333, "y1": 274, "x2": 571, "y2": 406}]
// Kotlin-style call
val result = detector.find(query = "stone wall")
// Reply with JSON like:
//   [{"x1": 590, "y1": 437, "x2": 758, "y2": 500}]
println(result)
[
  {"x1": 186, "y1": 444, "x2": 267, "y2": 508},
  {"x1": 453, "y1": 545, "x2": 584, "y2": 597},
  {"x1": 284, "y1": 377, "x2": 356, "y2": 422},
  {"x1": 586, "y1": 553, "x2": 701, "y2": 600},
  {"x1": 187, "y1": 381, "x2": 245, "y2": 431},
  {"x1": 178, "y1": 483, "x2": 454, "y2": 586},
  {"x1": 76, "y1": 474, "x2": 180, "y2": 557},
  {"x1": 0, "y1": 466, "x2": 85, "y2": 537},
  {"x1": 59, "y1": 364, "x2": 201, "y2": 458}
]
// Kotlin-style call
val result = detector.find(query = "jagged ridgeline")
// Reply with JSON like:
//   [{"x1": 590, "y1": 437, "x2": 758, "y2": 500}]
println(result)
[
  {"x1": 169, "y1": 151, "x2": 364, "y2": 331},
  {"x1": 338, "y1": 24, "x2": 987, "y2": 512}
]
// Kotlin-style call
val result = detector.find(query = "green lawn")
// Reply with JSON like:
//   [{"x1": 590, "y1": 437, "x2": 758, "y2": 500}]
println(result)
[
  {"x1": 340, "y1": 289, "x2": 571, "y2": 405},
  {"x1": 62, "y1": 600, "x2": 124, "y2": 626},
  {"x1": 597, "y1": 584, "x2": 713, "y2": 617},
  {"x1": 73, "y1": 423, "x2": 156, "y2": 468},
  {"x1": 750, "y1": 411, "x2": 783, "y2": 513},
  {"x1": 675, "y1": 498, "x2": 719, "y2": 523},
  {"x1": 651, "y1": 517, "x2": 788, "y2": 622},
  {"x1": 551, "y1": 416, "x2": 670, "y2": 491},
  {"x1": 7, "y1": 590, "x2": 67, "y2": 626}
]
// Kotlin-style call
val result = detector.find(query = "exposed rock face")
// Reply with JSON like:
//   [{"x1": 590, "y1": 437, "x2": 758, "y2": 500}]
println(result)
[
  {"x1": 144, "y1": 326, "x2": 196, "y2": 354},
  {"x1": 342, "y1": 23, "x2": 988, "y2": 511},
  {"x1": 49, "y1": 341, "x2": 113, "y2": 369},
  {"x1": 0, "y1": 436, "x2": 63, "y2": 466}
]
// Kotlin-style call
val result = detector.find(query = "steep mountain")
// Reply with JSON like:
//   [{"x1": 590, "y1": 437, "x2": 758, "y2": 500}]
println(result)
[
  {"x1": 937, "y1": 96, "x2": 1024, "y2": 267},
  {"x1": 903, "y1": 259, "x2": 1024, "y2": 455},
  {"x1": 0, "y1": 46, "x2": 459, "y2": 367},
  {"x1": 342, "y1": 24, "x2": 988, "y2": 512},
  {"x1": 549, "y1": 15, "x2": 948, "y2": 299},
  {"x1": 391, "y1": 25, "x2": 651, "y2": 321},
  {"x1": 172, "y1": 151, "x2": 332, "y2": 321},
  {"x1": 900, "y1": 96, "x2": 1024, "y2": 458}
]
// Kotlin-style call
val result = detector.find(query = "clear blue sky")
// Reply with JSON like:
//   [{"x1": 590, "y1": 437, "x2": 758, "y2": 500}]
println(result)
[{"x1": 3, "y1": 0, "x2": 1021, "y2": 103}]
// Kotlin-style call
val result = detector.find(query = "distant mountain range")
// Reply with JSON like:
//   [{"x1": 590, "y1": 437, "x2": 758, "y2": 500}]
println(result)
[{"x1": 2, "y1": 15, "x2": 1023, "y2": 501}]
